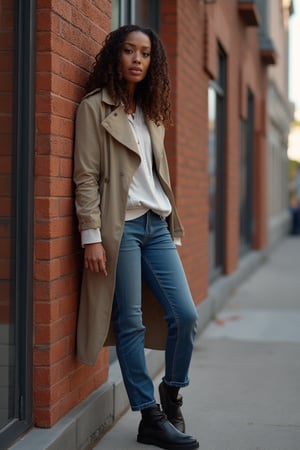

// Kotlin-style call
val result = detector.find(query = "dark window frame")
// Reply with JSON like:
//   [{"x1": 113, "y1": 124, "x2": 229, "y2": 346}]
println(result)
[{"x1": 0, "y1": 0, "x2": 35, "y2": 446}]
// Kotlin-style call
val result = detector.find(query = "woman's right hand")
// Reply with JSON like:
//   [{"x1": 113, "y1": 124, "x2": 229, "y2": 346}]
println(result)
[{"x1": 84, "y1": 242, "x2": 108, "y2": 276}]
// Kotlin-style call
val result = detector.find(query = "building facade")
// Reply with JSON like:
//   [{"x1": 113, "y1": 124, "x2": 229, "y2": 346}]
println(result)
[
  {"x1": 0, "y1": 0, "x2": 293, "y2": 448},
  {"x1": 262, "y1": 0, "x2": 294, "y2": 245}
]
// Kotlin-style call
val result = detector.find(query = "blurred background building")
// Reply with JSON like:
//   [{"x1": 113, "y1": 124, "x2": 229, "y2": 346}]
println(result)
[
  {"x1": 261, "y1": 0, "x2": 294, "y2": 245},
  {"x1": 0, "y1": 0, "x2": 295, "y2": 448}
]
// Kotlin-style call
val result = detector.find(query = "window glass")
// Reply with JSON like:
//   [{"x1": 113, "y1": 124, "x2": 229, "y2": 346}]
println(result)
[
  {"x1": 239, "y1": 90, "x2": 254, "y2": 255},
  {"x1": 112, "y1": 0, "x2": 159, "y2": 31},
  {"x1": 207, "y1": 47, "x2": 226, "y2": 280},
  {"x1": 208, "y1": 87, "x2": 217, "y2": 274},
  {"x1": 112, "y1": 0, "x2": 120, "y2": 30}
]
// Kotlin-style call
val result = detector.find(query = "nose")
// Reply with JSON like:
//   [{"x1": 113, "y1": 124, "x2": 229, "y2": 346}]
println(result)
[{"x1": 133, "y1": 51, "x2": 141, "y2": 63}]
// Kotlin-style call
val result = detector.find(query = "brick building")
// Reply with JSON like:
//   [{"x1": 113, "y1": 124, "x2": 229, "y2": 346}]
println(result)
[{"x1": 0, "y1": 0, "x2": 293, "y2": 448}]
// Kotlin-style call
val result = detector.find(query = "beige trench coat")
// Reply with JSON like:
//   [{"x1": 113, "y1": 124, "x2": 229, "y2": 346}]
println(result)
[{"x1": 74, "y1": 88, "x2": 184, "y2": 365}]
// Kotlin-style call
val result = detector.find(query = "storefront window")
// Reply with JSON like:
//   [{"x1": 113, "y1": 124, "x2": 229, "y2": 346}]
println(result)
[
  {"x1": 239, "y1": 90, "x2": 254, "y2": 255},
  {"x1": 112, "y1": 0, "x2": 159, "y2": 31},
  {"x1": 0, "y1": 0, "x2": 35, "y2": 446},
  {"x1": 208, "y1": 47, "x2": 226, "y2": 280}
]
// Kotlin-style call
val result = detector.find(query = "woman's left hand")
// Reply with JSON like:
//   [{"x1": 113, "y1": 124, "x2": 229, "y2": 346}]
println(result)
[{"x1": 84, "y1": 242, "x2": 108, "y2": 276}]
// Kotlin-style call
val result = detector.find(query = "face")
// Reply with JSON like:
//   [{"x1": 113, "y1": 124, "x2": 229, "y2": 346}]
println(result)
[{"x1": 120, "y1": 31, "x2": 151, "y2": 90}]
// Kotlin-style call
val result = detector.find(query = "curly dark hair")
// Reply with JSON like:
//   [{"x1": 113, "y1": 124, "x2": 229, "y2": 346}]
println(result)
[{"x1": 85, "y1": 24, "x2": 172, "y2": 125}]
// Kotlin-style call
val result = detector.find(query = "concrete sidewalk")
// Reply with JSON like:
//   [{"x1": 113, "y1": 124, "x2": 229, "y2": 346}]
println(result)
[{"x1": 93, "y1": 236, "x2": 300, "y2": 450}]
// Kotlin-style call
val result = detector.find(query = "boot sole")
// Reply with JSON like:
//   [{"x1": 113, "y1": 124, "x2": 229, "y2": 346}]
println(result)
[{"x1": 137, "y1": 434, "x2": 199, "y2": 450}]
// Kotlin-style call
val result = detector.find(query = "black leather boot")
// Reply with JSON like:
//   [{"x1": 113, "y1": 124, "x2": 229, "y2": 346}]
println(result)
[
  {"x1": 159, "y1": 382, "x2": 185, "y2": 433},
  {"x1": 137, "y1": 404, "x2": 199, "y2": 449}
]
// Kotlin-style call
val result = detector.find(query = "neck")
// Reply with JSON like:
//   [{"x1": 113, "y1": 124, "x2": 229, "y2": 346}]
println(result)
[
  {"x1": 128, "y1": 93, "x2": 136, "y2": 115},
  {"x1": 129, "y1": 101, "x2": 136, "y2": 115},
  {"x1": 125, "y1": 83, "x2": 137, "y2": 114}
]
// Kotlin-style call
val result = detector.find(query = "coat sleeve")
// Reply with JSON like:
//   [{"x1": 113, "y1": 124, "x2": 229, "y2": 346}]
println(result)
[{"x1": 73, "y1": 98, "x2": 103, "y2": 231}]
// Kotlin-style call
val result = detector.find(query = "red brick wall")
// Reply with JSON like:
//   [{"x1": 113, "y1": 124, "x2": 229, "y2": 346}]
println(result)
[
  {"x1": 34, "y1": 0, "x2": 111, "y2": 427},
  {"x1": 160, "y1": 0, "x2": 268, "y2": 296},
  {"x1": 160, "y1": 0, "x2": 209, "y2": 303}
]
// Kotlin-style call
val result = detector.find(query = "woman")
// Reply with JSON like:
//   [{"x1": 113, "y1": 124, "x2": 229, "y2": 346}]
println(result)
[{"x1": 74, "y1": 24, "x2": 199, "y2": 450}]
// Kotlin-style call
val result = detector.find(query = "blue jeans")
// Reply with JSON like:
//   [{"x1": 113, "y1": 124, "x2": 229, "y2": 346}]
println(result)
[{"x1": 112, "y1": 211, "x2": 198, "y2": 411}]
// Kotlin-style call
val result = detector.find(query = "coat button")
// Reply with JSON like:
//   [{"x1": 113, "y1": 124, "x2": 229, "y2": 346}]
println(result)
[
  {"x1": 104, "y1": 177, "x2": 109, "y2": 183},
  {"x1": 114, "y1": 112, "x2": 118, "y2": 116}
]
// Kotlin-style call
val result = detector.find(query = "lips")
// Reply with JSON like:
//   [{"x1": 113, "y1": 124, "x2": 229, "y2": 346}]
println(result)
[{"x1": 129, "y1": 67, "x2": 143, "y2": 75}]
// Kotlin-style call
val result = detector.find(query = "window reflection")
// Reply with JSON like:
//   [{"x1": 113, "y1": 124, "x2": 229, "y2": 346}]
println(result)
[{"x1": 208, "y1": 87, "x2": 217, "y2": 273}]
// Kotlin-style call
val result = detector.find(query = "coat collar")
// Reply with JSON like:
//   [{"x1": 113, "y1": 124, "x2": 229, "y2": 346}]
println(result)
[
  {"x1": 100, "y1": 88, "x2": 165, "y2": 166},
  {"x1": 101, "y1": 104, "x2": 140, "y2": 156},
  {"x1": 97, "y1": 88, "x2": 137, "y2": 154},
  {"x1": 101, "y1": 88, "x2": 118, "y2": 106}
]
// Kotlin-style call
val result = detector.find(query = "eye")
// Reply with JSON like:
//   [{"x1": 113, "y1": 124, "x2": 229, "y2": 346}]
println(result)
[
  {"x1": 124, "y1": 47, "x2": 133, "y2": 54},
  {"x1": 142, "y1": 52, "x2": 150, "y2": 58}
]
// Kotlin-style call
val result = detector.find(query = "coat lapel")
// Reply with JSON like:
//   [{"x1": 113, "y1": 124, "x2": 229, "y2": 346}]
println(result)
[
  {"x1": 100, "y1": 89, "x2": 166, "y2": 178},
  {"x1": 100, "y1": 89, "x2": 140, "y2": 156}
]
